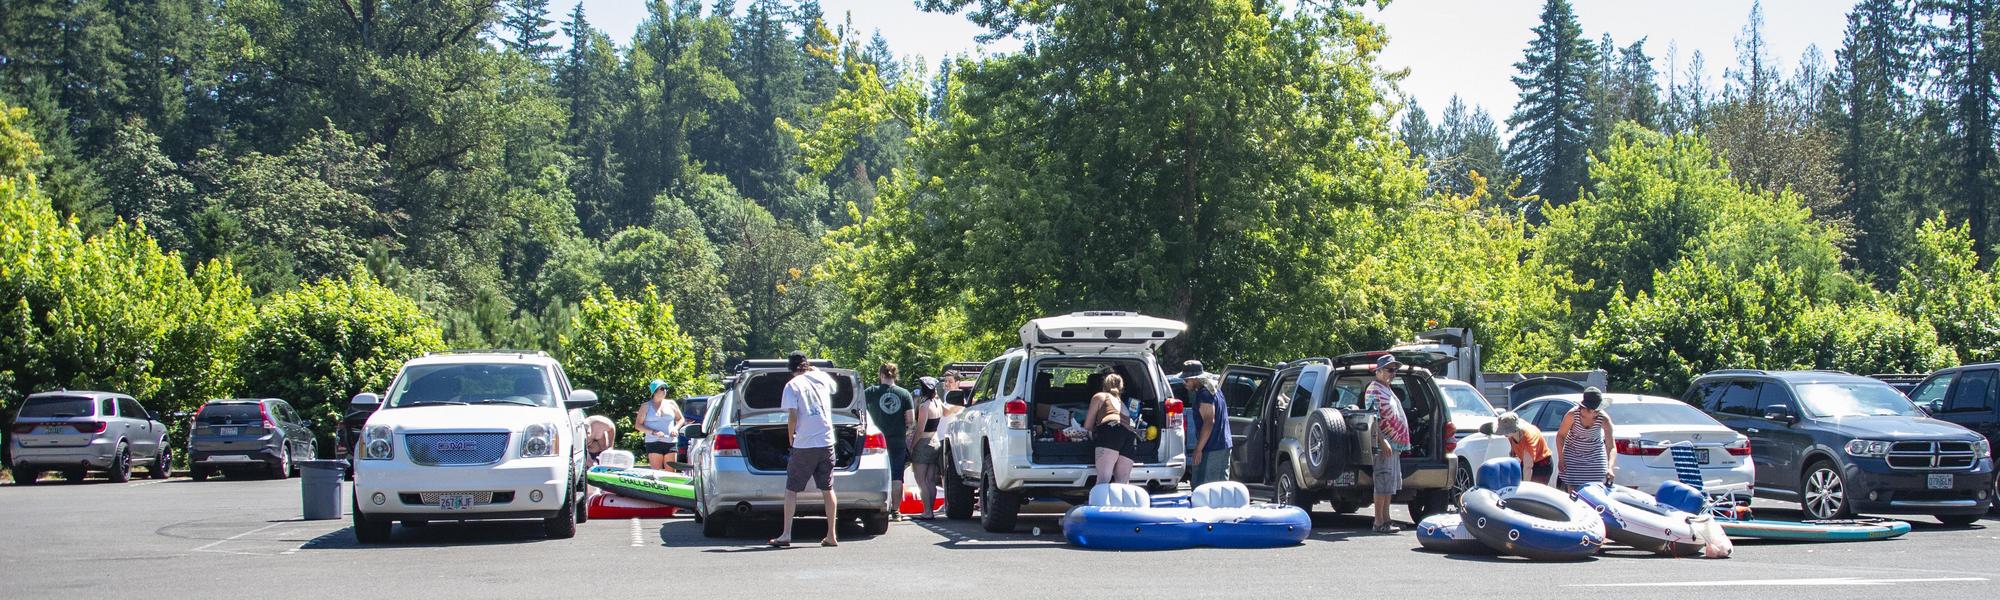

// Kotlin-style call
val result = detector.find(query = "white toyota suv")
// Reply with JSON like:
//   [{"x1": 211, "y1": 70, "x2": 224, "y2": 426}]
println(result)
[
  {"x1": 940, "y1": 312, "x2": 1188, "y2": 532},
  {"x1": 348, "y1": 351, "x2": 597, "y2": 543}
]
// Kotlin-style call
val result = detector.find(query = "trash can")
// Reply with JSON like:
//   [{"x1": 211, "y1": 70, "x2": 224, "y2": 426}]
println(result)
[{"x1": 300, "y1": 459, "x2": 347, "y2": 520}]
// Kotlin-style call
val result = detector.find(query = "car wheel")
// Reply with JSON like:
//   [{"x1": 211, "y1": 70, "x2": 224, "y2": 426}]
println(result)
[
  {"x1": 1448, "y1": 459, "x2": 1474, "y2": 510},
  {"x1": 1327, "y1": 502, "x2": 1359, "y2": 514},
  {"x1": 1303, "y1": 409, "x2": 1353, "y2": 481},
  {"x1": 544, "y1": 489, "x2": 579, "y2": 539},
  {"x1": 191, "y1": 466, "x2": 210, "y2": 481},
  {"x1": 942, "y1": 449, "x2": 975, "y2": 521},
  {"x1": 353, "y1": 494, "x2": 391, "y2": 544},
  {"x1": 1938, "y1": 514, "x2": 1980, "y2": 527},
  {"x1": 272, "y1": 445, "x2": 291, "y2": 480},
  {"x1": 1408, "y1": 490, "x2": 1450, "y2": 523},
  {"x1": 64, "y1": 468, "x2": 87, "y2": 483},
  {"x1": 701, "y1": 512, "x2": 730, "y2": 538},
  {"x1": 862, "y1": 510, "x2": 890, "y2": 536},
  {"x1": 978, "y1": 454, "x2": 1021, "y2": 533},
  {"x1": 574, "y1": 484, "x2": 590, "y2": 524},
  {"x1": 13, "y1": 469, "x2": 38, "y2": 485},
  {"x1": 151, "y1": 446, "x2": 173, "y2": 479},
  {"x1": 1802, "y1": 460, "x2": 1852, "y2": 520},
  {"x1": 1272, "y1": 462, "x2": 1313, "y2": 511},
  {"x1": 108, "y1": 444, "x2": 132, "y2": 483}
]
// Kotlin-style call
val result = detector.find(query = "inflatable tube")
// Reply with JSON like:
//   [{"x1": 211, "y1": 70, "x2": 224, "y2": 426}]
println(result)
[
  {"x1": 1416, "y1": 514, "x2": 1495, "y2": 554},
  {"x1": 1574, "y1": 483, "x2": 1708, "y2": 556},
  {"x1": 1462, "y1": 482, "x2": 1606, "y2": 561},
  {"x1": 1061, "y1": 483, "x2": 1311, "y2": 550},
  {"x1": 586, "y1": 466, "x2": 696, "y2": 510},
  {"x1": 1719, "y1": 518, "x2": 1911, "y2": 541},
  {"x1": 587, "y1": 492, "x2": 678, "y2": 519}
]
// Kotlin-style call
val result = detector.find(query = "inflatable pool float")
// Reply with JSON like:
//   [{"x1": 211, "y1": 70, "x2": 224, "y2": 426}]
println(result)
[
  {"x1": 1574, "y1": 482, "x2": 1713, "y2": 557},
  {"x1": 900, "y1": 489, "x2": 946, "y2": 515},
  {"x1": 1460, "y1": 458, "x2": 1606, "y2": 561},
  {"x1": 1718, "y1": 517, "x2": 1911, "y2": 541},
  {"x1": 1061, "y1": 482, "x2": 1311, "y2": 550},
  {"x1": 587, "y1": 492, "x2": 678, "y2": 519},
  {"x1": 1416, "y1": 513, "x2": 1495, "y2": 554},
  {"x1": 586, "y1": 466, "x2": 696, "y2": 510}
]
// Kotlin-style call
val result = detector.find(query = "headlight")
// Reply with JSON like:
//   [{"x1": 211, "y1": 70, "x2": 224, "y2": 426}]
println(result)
[
  {"x1": 1844, "y1": 439, "x2": 1891, "y2": 457},
  {"x1": 1975, "y1": 438, "x2": 1991, "y2": 458},
  {"x1": 362, "y1": 425, "x2": 394, "y2": 460},
  {"x1": 521, "y1": 423, "x2": 557, "y2": 458}
]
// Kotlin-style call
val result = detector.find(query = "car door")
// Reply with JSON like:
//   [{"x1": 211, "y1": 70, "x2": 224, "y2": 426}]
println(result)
[
  {"x1": 1750, "y1": 383, "x2": 1810, "y2": 493},
  {"x1": 115, "y1": 397, "x2": 157, "y2": 459},
  {"x1": 1243, "y1": 369, "x2": 1301, "y2": 483},
  {"x1": 949, "y1": 358, "x2": 1006, "y2": 476},
  {"x1": 1934, "y1": 369, "x2": 1999, "y2": 452},
  {"x1": 1221, "y1": 365, "x2": 1274, "y2": 477},
  {"x1": 1702, "y1": 381, "x2": 1779, "y2": 491}
]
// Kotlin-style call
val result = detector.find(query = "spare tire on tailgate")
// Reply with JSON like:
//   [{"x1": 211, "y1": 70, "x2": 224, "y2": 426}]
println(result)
[{"x1": 1303, "y1": 408, "x2": 1353, "y2": 482}]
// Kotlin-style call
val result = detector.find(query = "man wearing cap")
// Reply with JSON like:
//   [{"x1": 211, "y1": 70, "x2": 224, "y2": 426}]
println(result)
[
  {"x1": 1368, "y1": 355, "x2": 1413, "y2": 533},
  {"x1": 773, "y1": 352, "x2": 841, "y2": 547},
  {"x1": 1180, "y1": 361, "x2": 1231, "y2": 487},
  {"x1": 1493, "y1": 411, "x2": 1553, "y2": 484}
]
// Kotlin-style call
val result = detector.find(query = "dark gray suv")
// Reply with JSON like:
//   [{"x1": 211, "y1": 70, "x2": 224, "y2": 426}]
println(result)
[
  {"x1": 188, "y1": 399, "x2": 316, "y2": 480},
  {"x1": 1683, "y1": 370, "x2": 1994, "y2": 524}
]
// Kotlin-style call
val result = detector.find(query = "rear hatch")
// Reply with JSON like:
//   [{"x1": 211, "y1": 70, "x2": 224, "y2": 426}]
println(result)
[
  {"x1": 11, "y1": 395, "x2": 105, "y2": 448},
  {"x1": 1026, "y1": 356, "x2": 1170, "y2": 466},
  {"x1": 192, "y1": 402, "x2": 272, "y2": 452},
  {"x1": 1020, "y1": 311, "x2": 1186, "y2": 353},
  {"x1": 732, "y1": 368, "x2": 865, "y2": 472}
]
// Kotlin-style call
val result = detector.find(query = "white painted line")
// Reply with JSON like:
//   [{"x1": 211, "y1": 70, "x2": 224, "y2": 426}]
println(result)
[
  {"x1": 1571, "y1": 577, "x2": 1990, "y2": 588},
  {"x1": 190, "y1": 517, "x2": 300, "y2": 554},
  {"x1": 126, "y1": 479, "x2": 172, "y2": 487},
  {"x1": 630, "y1": 518, "x2": 644, "y2": 547}
]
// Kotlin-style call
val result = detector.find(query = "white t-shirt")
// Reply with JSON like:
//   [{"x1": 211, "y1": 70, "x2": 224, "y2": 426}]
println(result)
[{"x1": 781, "y1": 369, "x2": 838, "y2": 449}]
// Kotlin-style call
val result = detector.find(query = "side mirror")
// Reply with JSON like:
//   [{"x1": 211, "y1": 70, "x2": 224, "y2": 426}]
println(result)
[
  {"x1": 681, "y1": 423, "x2": 706, "y2": 439},
  {"x1": 349, "y1": 392, "x2": 380, "y2": 407},
  {"x1": 1926, "y1": 400, "x2": 1943, "y2": 415},
  {"x1": 1478, "y1": 422, "x2": 1495, "y2": 436},
  {"x1": 565, "y1": 389, "x2": 599, "y2": 410},
  {"x1": 1763, "y1": 404, "x2": 1798, "y2": 424}
]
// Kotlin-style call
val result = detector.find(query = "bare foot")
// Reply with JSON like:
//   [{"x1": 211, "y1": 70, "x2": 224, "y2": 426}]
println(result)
[{"x1": 821, "y1": 538, "x2": 838, "y2": 547}]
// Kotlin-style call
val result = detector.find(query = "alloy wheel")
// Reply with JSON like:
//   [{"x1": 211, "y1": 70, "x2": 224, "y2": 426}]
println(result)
[
  {"x1": 1804, "y1": 466, "x2": 1844, "y2": 520},
  {"x1": 1306, "y1": 426, "x2": 1325, "y2": 468}
]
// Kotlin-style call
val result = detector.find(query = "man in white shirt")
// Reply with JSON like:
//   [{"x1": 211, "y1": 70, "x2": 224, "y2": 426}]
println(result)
[{"x1": 772, "y1": 351, "x2": 840, "y2": 547}]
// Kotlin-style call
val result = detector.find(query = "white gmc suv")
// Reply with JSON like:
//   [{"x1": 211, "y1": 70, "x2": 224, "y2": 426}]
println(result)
[
  {"x1": 348, "y1": 351, "x2": 597, "y2": 543},
  {"x1": 940, "y1": 312, "x2": 1189, "y2": 532}
]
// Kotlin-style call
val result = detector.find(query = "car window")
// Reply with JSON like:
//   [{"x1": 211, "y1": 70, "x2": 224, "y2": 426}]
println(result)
[
  {"x1": 100, "y1": 398, "x2": 116, "y2": 416},
  {"x1": 384, "y1": 363, "x2": 556, "y2": 407},
  {"x1": 1698, "y1": 382, "x2": 1731, "y2": 412},
  {"x1": 1944, "y1": 370, "x2": 1995, "y2": 413},
  {"x1": 1754, "y1": 383, "x2": 1793, "y2": 416},
  {"x1": 1442, "y1": 385, "x2": 1496, "y2": 421},
  {"x1": 971, "y1": 360, "x2": 1003, "y2": 405},
  {"x1": 199, "y1": 403, "x2": 263, "y2": 424},
  {"x1": 1288, "y1": 371, "x2": 1321, "y2": 417},
  {"x1": 18, "y1": 395, "x2": 97, "y2": 418},
  {"x1": 1223, "y1": 370, "x2": 1270, "y2": 419},
  {"x1": 1605, "y1": 401, "x2": 1716, "y2": 426},
  {"x1": 1716, "y1": 381, "x2": 1762, "y2": 417},
  {"x1": 1909, "y1": 373, "x2": 1954, "y2": 409},
  {"x1": 115, "y1": 398, "x2": 143, "y2": 420},
  {"x1": 1268, "y1": 372, "x2": 1300, "y2": 419},
  {"x1": 998, "y1": 357, "x2": 1024, "y2": 397},
  {"x1": 1512, "y1": 402, "x2": 1545, "y2": 429},
  {"x1": 1796, "y1": 382, "x2": 1922, "y2": 418},
  {"x1": 1532, "y1": 401, "x2": 1573, "y2": 432}
]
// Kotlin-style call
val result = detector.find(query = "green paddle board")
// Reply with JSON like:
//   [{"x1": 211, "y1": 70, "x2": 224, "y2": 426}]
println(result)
[{"x1": 588, "y1": 466, "x2": 697, "y2": 510}]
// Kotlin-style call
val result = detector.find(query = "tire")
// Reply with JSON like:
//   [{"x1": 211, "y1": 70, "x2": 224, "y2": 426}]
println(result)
[
  {"x1": 1449, "y1": 458, "x2": 1474, "y2": 510},
  {"x1": 701, "y1": 512, "x2": 730, "y2": 538},
  {"x1": 1937, "y1": 514, "x2": 1980, "y2": 527},
  {"x1": 150, "y1": 446, "x2": 173, "y2": 479},
  {"x1": 1327, "y1": 502, "x2": 1358, "y2": 514},
  {"x1": 942, "y1": 449, "x2": 975, "y2": 521},
  {"x1": 1272, "y1": 461, "x2": 1315, "y2": 511},
  {"x1": 862, "y1": 510, "x2": 890, "y2": 536},
  {"x1": 1801, "y1": 460, "x2": 1852, "y2": 520},
  {"x1": 353, "y1": 495, "x2": 391, "y2": 544},
  {"x1": 1408, "y1": 489, "x2": 1450, "y2": 523},
  {"x1": 574, "y1": 483, "x2": 590, "y2": 524},
  {"x1": 1303, "y1": 409, "x2": 1353, "y2": 482},
  {"x1": 191, "y1": 466, "x2": 210, "y2": 481},
  {"x1": 978, "y1": 454, "x2": 1021, "y2": 533},
  {"x1": 272, "y1": 445, "x2": 291, "y2": 480},
  {"x1": 544, "y1": 489, "x2": 579, "y2": 539},
  {"x1": 108, "y1": 444, "x2": 132, "y2": 483}
]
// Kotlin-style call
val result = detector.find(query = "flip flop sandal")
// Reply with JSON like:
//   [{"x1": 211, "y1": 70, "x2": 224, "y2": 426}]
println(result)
[
  {"x1": 821, "y1": 539, "x2": 839, "y2": 547},
  {"x1": 767, "y1": 539, "x2": 792, "y2": 548}
]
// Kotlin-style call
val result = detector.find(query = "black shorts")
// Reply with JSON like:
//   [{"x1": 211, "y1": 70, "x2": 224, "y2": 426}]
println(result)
[
  {"x1": 643, "y1": 441, "x2": 677, "y2": 456},
  {"x1": 1092, "y1": 424, "x2": 1139, "y2": 460},
  {"x1": 886, "y1": 442, "x2": 909, "y2": 481}
]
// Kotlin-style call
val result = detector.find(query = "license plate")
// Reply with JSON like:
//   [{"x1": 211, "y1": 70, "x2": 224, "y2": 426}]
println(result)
[
  {"x1": 1928, "y1": 474, "x2": 1952, "y2": 490},
  {"x1": 437, "y1": 494, "x2": 476, "y2": 510},
  {"x1": 1697, "y1": 450, "x2": 1711, "y2": 465},
  {"x1": 220, "y1": 427, "x2": 239, "y2": 436},
  {"x1": 207, "y1": 455, "x2": 253, "y2": 463},
  {"x1": 40, "y1": 426, "x2": 65, "y2": 435}
]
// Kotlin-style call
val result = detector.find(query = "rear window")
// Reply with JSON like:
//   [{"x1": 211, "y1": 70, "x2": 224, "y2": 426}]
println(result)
[
  {"x1": 740, "y1": 371, "x2": 856, "y2": 410},
  {"x1": 1442, "y1": 385, "x2": 1496, "y2": 420},
  {"x1": 18, "y1": 396, "x2": 96, "y2": 418},
  {"x1": 1604, "y1": 401, "x2": 1716, "y2": 426},
  {"x1": 198, "y1": 403, "x2": 264, "y2": 423}
]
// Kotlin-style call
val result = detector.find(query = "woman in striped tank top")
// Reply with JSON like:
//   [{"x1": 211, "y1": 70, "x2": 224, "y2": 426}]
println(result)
[{"x1": 1554, "y1": 388, "x2": 1616, "y2": 492}]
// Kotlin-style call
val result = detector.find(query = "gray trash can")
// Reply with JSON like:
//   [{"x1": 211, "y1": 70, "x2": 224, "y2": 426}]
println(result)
[{"x1": 300, "y1": 459, "x2": 346, "y2": 520}]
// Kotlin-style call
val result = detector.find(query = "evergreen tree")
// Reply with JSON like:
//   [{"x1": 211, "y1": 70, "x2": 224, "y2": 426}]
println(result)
[
  {"x1": 501, "y1": 0, "x2": 559, "y2": 64},
  {"x1": 1399, "y1": 101, "x2": 1437, "y2": 160},
  {"x1": 1920, "y1": 0, "x2": 2000, "y2": 261},
  {"x1": 1826, "y1": 0, "x2": 1921, "y2": 278},
  {"x1": 556, "y1": 3, "x2": 628, "y2": 237},
  {"x1": 1433, "y1": 96, "x2": 1509, "y2": 201},
  {"x1": 1506, "y1": 0, "x2": 1597, "y2": 216}
]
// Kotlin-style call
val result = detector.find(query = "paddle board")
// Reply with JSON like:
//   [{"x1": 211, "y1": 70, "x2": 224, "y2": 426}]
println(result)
[
  {"x1": 587, "y1": 466, "x2": 697, "y2": 510},
  {"x1": 1718, "y1": 518, "x2": 1911, "y2": 541}
]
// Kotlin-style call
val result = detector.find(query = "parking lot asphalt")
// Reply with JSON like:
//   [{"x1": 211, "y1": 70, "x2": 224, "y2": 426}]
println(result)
[{"x1": 3, "y1": 475, "x2": 1997, "y2": 598}]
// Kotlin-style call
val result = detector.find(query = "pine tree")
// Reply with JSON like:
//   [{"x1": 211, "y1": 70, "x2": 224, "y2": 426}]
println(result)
[
  {"x1": 555, "y1": 2, "x2": 627, "y2": 237},
  {"x1": 1506, "y1": 0, "x2": 1597, "y2": 216},
  {"x1": 1920, "y1": 0, "x2": 2000, "y2": 262},
  {"x1": 1826, "y1": 0, "x2": 1920, "y2": 278},
  {"x1": 1433, "y1": 95, "x2": 1509, "y2": 200},
  {"x1": 1399, "y1": 101, "x2": 1437, "y2": 160},
  {"x1": 501, "y1": 0, "x2": 558, "y2": 63}
]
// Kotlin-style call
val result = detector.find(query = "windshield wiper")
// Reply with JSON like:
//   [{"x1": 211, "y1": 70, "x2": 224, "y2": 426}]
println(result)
[
  {"x1": 396, "y1": 401, "x2": 469, "y2": 408},
  {"x1": 475, "y1": 399, "x2": 541, "y2": 407}
]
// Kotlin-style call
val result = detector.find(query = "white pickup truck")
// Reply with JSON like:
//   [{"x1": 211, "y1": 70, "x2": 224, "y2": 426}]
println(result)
[{"x1": 939, "y1": 312, "x2": 1189, "y2": 532}]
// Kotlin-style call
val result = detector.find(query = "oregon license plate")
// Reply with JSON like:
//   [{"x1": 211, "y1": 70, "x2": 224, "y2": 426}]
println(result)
[
  {"x1": 437, "y1": 494, "x2": 476, "y2": 510},
  {"x1": 1697, "y1": 451, "x2": 1711, "y2": 465},
  {"x1": 1928, "y1": 474, "x2": 1952, "y2": 490},
  {"x1": 219, "y1": 427, "x2": 239, "y2": 436},
  {"x1": 40, "y1": 426, "x2": 65, "y2": 435}
]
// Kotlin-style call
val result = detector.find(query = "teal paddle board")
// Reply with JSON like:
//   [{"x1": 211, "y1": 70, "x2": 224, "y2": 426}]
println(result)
[{"x1": 1718, "y1": 518, "x2": 1911, "y2": 541}]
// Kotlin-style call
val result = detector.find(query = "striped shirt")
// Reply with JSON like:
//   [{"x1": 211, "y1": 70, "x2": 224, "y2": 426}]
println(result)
[{"x1": 1559, "y1": 410, "x2": 1609, "y2": 488}]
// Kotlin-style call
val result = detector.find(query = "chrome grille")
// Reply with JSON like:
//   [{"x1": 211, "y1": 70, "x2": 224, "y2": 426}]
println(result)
[
  {"x1": 404, "y1": 433, "x2": 510, "y2": 466},
  {"x1": 1885, "y1": 441, "x2": 1979, "y2": 471}
]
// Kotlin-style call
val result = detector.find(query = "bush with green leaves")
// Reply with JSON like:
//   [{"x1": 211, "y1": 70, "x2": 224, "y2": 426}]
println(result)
[
  {"x1": 559, "y1": 287, "x2": 707, "y2": 452},
  {"x1": 1891, "y1": 216, "x2": 2000, "y2": 363},
  {"x1": 235, "y1": 267, "x2": 445, "y2": 448}
]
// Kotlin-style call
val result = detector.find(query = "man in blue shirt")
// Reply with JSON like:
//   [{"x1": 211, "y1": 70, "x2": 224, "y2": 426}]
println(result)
[{"x1": 1181, "y1": 361, "x2": 1231, "y2": 487}]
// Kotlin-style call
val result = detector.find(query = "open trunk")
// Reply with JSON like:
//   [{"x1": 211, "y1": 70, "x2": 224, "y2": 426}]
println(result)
[
  {"x1": 1332, "y1": 370, "x2": 1445, "y2": 462},
  {"x1": 741, "y1": 425, "x2": 861, "y2": 472},
  {"x1": 1028, "y1": 357, "x2": 1165, "y2": 465}
]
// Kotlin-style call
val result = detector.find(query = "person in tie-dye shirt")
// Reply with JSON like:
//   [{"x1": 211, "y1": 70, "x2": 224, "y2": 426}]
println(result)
[{"x1": 1367, "y1": 355, "x2": 1412, "y2": 533}]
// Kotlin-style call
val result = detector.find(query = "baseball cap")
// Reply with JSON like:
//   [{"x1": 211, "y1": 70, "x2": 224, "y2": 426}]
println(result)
[
  {"x1": 647, "y1": 379, "x2": 669, "y2": 395},
  {"x1": 1581, "y1": 387, "x2": 1604, "y2": 409}
]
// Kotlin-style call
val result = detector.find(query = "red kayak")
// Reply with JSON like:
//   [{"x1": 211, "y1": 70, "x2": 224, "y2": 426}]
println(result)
[
  {"x1": 900, "y1": 488, "x2": 945, "y2": 515},
  {"x1": 588, "y1": 492, "x2": 678, "y2": 519}
]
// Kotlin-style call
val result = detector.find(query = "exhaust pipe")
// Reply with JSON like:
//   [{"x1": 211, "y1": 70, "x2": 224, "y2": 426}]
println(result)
[{"x1": 735, "y1": 502, "x2": 753, "y2": 515}]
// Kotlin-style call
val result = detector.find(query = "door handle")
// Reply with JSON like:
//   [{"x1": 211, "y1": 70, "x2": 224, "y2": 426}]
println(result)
[{"x1": 1746, "y1": 428, "x2": 1760, "y2": 434}]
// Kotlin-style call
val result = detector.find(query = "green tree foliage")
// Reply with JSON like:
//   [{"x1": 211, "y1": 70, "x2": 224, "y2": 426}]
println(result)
[
  {"x1": 1507, "y1": 0, "x2": 1597, "y2": 213},
  {"x1": 1706, "y1": 4, "x2": 1845, "y2": 217},
  {"x1": 1919, "y1": 0, "x2": 2000, "y2": 260},
  {"x1": 194, "y1": 123, "x2": 399, "y2": 293},
  {"x1": 236, "y1": 268, "x2": 446, "y2": 439},
  {"x1": 1892, "y1": 216, "x2": 2000, "y2": 362},
  {"x1": 500, "y1": 0, "x2": 558, "y2": 63},
  {"x1": 560, "y1": 287, "x2": 708, "y2": 446},
  {"x1": 1825, "y1": 0, "x2": 1922, "y2": 279}
]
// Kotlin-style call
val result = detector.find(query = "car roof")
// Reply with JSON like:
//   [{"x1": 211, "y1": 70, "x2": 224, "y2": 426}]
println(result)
[
  {"x1": 204, "y1": 398, "x2": 279, "y2": 404},
  {"x1": 1525, "y1": 392, "x2": 1677, "y2": 405},
  {"x1": 1436, "y1": 379, "x2": 1477, "y2": 390},
  {"x1": 26, "y1": 390, "x2": 122, "y2": 399},
  {"x1": 1694, "y1": 369, "x2": 1883, "y2": 386},
  {"x1": 403, "y1": 351, "x2": 561, "y2": 368}
]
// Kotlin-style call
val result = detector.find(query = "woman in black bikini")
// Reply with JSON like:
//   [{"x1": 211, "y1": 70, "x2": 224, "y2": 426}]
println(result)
[
  {"x1": 1084, "y1": 374, "x2": 1138, "y2": 485},
  {"x1": 909, "y1": 376, "x2": 959, "y2": 520}
]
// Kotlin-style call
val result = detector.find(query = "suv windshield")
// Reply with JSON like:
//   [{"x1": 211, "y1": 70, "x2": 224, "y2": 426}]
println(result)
[
  {"x1": 18, "y1": 396, "x2": 95, "y2": 418},
  {"x1": 1441, "y1": 385, "x2": 1495, "y2": 421},
  {"x1": 385, "y1": 364, "x2": 554, "y2": 408},
  {"x1": 1796, "y1": 382, "x2": 1921, "y2": 418}
]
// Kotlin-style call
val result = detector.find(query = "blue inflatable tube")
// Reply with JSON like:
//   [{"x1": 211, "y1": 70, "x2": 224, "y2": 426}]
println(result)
[
  {"x1": 1061, "y1": 483, "x2": 1311, "y2": 550},
  {"x1": 1575, "y1": 482, "x2": 1710, "y2": 556},
  {"x1": 1460, "y1": 457, "x2": 1605, "y2": 561},
  {"x1": 1416, "y1": 513, "x2": 1495, "y2": 555}
]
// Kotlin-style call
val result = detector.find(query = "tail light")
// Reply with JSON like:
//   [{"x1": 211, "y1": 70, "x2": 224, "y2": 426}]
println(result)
[
  {"x1": 1004, "y1": 399, "x2": 1028, "y2": 430},
  {"x1": 11, "y1": 424, "x2": 34, "y2": 434},
  {"x1": 71, "y1": 421, "x2": 108, "y2": 434},
  {"x1": 1614, "y1": 439, "x2": 1663, "y2": 456},
  {"x1": 1443, "y1": 421, "x2": 1457, "y2": 453},
  {"x1": 259, "y1": 402, "x2": 275, "y2": 430},
  {"x1": 713, "y1": 433, "x2": 742, "y2": 457},
  {"x1": 1163, "y1": 399, "x2": 1185, "y2": 430},
  {"x1": 1726, "y1": 438, "x2": 1752, "y2": 456},
  {"x1": 862, "y1": 433, "x2": 886, "y2": 455}
]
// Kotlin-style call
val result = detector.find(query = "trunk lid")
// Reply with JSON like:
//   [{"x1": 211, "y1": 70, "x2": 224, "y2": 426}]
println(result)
[
  {"x1": 12, "y1": 396, "x2": 104, "y2": 448},
  {"x1": 733, "y1": 368, "x2": 863, "y2": 420},
  {"x1": 1021, "y1": 311, "x2": 1186, "y2": 353}
]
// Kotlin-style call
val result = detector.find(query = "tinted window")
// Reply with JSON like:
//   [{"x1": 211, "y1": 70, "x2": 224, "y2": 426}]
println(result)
[
  {"x1": 384, "y1": 364, "x2": 556, "y2": 408},
  {"x1": 1289, "y1": 371, "x2": 1321, "y2": 417},
  {"x1": 739, "y1": 370, "x2": 858, "y2": 410},
  {"x1": 998, "y1": 357, "x2": 1024, "y2": 397},
  {"x1": 1442, "y1": 384, "x2": 1496, "y2": 421},
  {"x1": 1716, "y1": 381, "x2": 1762, "y2": 417},
  {"x1": 1268, "y1": 372, "x2": 1301, "y2": 418},
  {"x1": 1796, "y1": 382, "x2": 1922, "y2": 418},
  {"x1": 1511, "y1": 402, "x2": 1546, "y2": 430},
  {"x1": 18, "y1": 396, "x2": 96, "y2": 418},
  {"x1": 115, "y1": 398, "x2": 144, "y2": 419},
  {"x1": 199, "y1": 403, "x2": 264, "y2": 423},
  {"x1": 1605, "y1": 401, "x2": 1717, "y2": 426},
  {"x1": 101, "y1": 399, "x2": 116, "y2": 416},
  {"x1": 1909, "y1": 373, "x2": 1954, "y2": 408},
  {"x1": 1945, "y1": 370, "x2": 1995, "y2": 413},
  {"x1": 1682, "y1": 383, "x2": 1719, "y2": 410},
  {"x1": 1223, "y1": 370, "x2": 1270, "y2": 419},
  {"x1": 1755, "y1": 384, "x2": 1793, "y2": 416},
  {"x1": 1531, "y1": 400, "x2": 1573, "y2": 432}
]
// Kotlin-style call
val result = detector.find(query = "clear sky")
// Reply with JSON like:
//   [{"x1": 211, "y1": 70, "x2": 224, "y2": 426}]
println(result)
[{"x1": 569, "y1": 0, "x2": 1857, "y2": 123}]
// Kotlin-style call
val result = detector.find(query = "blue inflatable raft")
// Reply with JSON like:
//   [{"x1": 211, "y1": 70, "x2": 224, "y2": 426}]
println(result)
[
  {"x1": 1460, "y1": 458, "x2": 1606, "y2": 561},
  {"x1": 1416, "y1": 513, "x2": 1495, "y2": 555},
  {"x1": 1062, "y1": 482, "x2": 1311, "y2": 550},
  {"x1": 1575, "y1": 481, "x2": 1714, "y2": 557}
]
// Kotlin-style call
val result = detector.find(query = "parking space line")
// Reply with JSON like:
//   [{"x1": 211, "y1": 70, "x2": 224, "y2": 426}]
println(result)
[
  {"x1": 1570, "y1": 577, "x2": 1989, "y2": 588},
  {"x1": 191, "y1": 520, "x2": 294, "y2": 554},
  {"x1": 126, "y1": 479, "x2": 173, "y2": 488},
  {"x1": 630, "y1": 518, "x2": 644, "y2": 547}
]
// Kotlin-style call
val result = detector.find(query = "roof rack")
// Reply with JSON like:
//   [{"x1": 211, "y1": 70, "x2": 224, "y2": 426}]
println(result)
[
  {"x1": 1806, "y1": 369, "x2": 1853, "y2": 376},
  {"x1": 1869, "y1": 373, "x2": 1928, "y2": 381},
  {"x1": 1288, "y1": 357, "x2": 1335, "y2": 366},
  {"x1": 425, "y1": 349, "x2": 549, "y2": 357},
  {"x1": 731, "y1": 358, "x2": 836, "y2": 372},
  {"x1": 1703, "y1": 369, "x2": 1768, "y2": 376}
]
